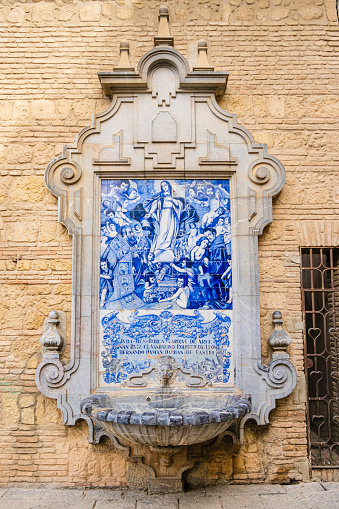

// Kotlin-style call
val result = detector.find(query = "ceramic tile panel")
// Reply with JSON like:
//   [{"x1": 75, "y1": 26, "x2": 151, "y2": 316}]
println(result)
[{"x1": 99, "y1": 179, "x2": 232, "y2": 386}]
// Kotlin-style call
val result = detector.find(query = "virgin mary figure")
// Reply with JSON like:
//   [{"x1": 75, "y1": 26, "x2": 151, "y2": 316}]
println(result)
[{"x1": 143, "y1": 181, "x2": 184, "y2": 263}]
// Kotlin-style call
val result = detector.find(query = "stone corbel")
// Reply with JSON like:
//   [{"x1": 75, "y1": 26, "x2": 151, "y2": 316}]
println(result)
[
  {"x1": 260, "y1": 310, "x2": 296, "y2": 409},
  {"x1": 239, "y1": 311, "x2": 297, "y2": 438},
  {"x1": 35, "y1": 310, "x2": 76, "y2": 424},
  {"x1": 247, "y1": 153, "x2": 286, "y2": 235},
  {"x1": 45, "y1": 147, "x2": 84, "y2": 236},
  {"x1": 262, "y1": 310, "x2": 295, "y2": 391},
  {"x1": 36, "y1": 311, "x2": 66, "y2": 388}
]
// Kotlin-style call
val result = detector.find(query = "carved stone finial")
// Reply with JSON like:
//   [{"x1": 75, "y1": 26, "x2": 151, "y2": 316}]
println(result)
[
  {"x1": 154, "y1": 6, "x2": 174, "y2": 47},
  {"x1": 268, "y1": 310, "x2": 291, "y2": 358},
  {"x1": 114, "y1": 42, "x2": 134, "y2": 71},
  {"x1": 193, "y1": 40, "x2": 214, "y2": 71},
  {"x1": 40, "y1": 310, "x2": 63, "y2": 358}
]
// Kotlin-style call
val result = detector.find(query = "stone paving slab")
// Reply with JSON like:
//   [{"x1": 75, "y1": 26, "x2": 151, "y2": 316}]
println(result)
[
  {"x1": 95, "y1": 502, "x2": 135, "y2": 509},
  {"x1": 177, "y1": 488, "x2": 206, "y2": 496},
  {"x1": 138, "y1": 498, "x2": 178, "y2": 509},
  {"x1": 4, "y1": 483, "x2": 339, "y2": 509},
  {"x1": 1, "y1": 488, "x2": 47, "y2": 500},
  {"x1": 40, "y1": 488, "x2": 85, "y2": 503},
  {"x1": 46, "y1": 505, "x2": 95, "y2": 509},
  {"x1": 220, "y1": 494, "x2": 264, "y2": 508},
  {"x1": 260, "y1": 493, "x2": 310, "y2": 509},
  {"x1": 178, "y1": 495, "x2": 221, "y2": 509},
  {"x1": 206, "y1": 483, "x2": 286, "y2": 495},
  {"x1": 283, "y1": 482, "x2": 325, "y2": 494},
  {"x1": 83, "y1": 489, "x2": 125, "y2": 502},
  {"x1": 321, "y1": 482, "x2": 339, "y2": 491},
  {"x1": 301, "y1": 490, "x2": 339, "y2": 509},
  {"x1": 122, "y1": 490, "x2": 151, "y2": 500},
  {"x1": 136, "y1": 493, "x2": 179, "y2": 506},
  {"x1": 0, "y1": 502, "x2": 50, "y2": 509},
  {"x1": 39, "y1": 489, "x2": 95, "y2": 509},
  {"x1": 43, "y1": 502, "x2": 95, "y2": 509}
]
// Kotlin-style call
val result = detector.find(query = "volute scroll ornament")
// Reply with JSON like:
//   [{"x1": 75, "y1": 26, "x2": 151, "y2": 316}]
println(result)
[
  {"x1": 248, "y1": 156, "x2": 283, "y2": 188},
  {"x1": 38, "y1": 360, "x2": 65, "y2": 387},
  {"x1": 251, "y1": 165, "x2": 271, "y2": 184},
  {"x1": 60, "y1": 164, "x2": 82, "y2": 185},
  {"x1": 266, "y1": 359, "x2": 293, "y2": 388}
]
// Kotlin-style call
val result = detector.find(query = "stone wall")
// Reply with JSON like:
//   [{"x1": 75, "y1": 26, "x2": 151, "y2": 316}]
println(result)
[{"x1": 0, "y1": 0, "x2": 338, "y2": 487}]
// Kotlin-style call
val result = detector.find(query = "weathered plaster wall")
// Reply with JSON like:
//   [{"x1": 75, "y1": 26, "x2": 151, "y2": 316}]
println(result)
[{"x1": 0, "y1": 0, "x2": 338, "y2": 487}]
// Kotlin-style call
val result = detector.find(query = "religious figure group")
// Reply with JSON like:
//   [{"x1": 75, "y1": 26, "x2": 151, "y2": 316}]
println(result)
[{"x1": 99, "y1": 179, "x2": 232, "y2": 311}]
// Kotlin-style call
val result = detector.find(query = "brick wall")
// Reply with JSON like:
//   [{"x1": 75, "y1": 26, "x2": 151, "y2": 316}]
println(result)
[{"x1": 0, "y1": 0, "x2": 338, "y2": 487}]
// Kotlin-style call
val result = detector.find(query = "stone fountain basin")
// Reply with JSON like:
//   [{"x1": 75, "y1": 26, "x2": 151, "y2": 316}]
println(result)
[{"x1": 82, "y1": 393, "x2": 251, "y2": 447}]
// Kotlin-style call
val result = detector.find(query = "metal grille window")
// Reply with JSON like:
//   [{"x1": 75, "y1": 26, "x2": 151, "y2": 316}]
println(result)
[{"x1": 301, "y1": 247, "x2": 339, "y2": 467}]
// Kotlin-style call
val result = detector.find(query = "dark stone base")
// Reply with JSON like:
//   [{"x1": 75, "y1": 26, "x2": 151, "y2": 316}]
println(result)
[{"x1": 148, "y1": 477, "x2": 184, "y2": 494}]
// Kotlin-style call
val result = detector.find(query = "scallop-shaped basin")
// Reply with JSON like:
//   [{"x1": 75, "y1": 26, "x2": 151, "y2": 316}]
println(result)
[{"x1": 81, "y1": 393, "x2": 251, "y2": 447}]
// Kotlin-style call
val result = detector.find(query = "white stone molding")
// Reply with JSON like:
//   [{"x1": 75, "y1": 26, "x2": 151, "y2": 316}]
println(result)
[{"x1": 37, "y1": 41, "x2": 296, "y2": 441}]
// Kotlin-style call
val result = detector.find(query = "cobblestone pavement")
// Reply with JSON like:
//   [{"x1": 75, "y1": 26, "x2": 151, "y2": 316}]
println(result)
[{"x1": 0, "y1": 482, "x2": 338, "y2": 509}]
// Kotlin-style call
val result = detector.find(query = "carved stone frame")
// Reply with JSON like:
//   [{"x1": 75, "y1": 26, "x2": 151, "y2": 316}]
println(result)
[{"x1": 36, "y1": 45, "x2": 297, "y2": 444}]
